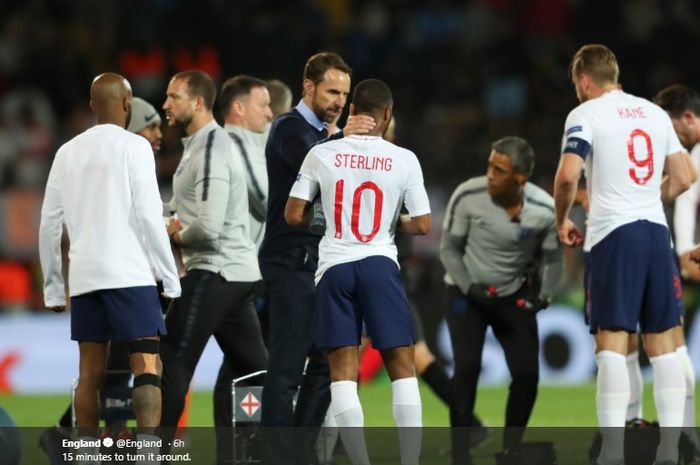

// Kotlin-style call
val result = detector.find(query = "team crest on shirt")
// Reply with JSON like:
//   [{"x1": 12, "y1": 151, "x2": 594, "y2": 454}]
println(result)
[{"x1": 517, "y1": 225, "x2": 534, "y2": 241}]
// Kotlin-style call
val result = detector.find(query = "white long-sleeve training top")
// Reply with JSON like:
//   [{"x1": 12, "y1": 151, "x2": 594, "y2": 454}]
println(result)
[{"x1": 39, "y1": 123, "x2": 181, "y2": 307}]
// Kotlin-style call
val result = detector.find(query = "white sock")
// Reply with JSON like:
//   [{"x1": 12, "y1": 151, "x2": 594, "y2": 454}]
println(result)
[
  {"x1": 316, "y1": 407, "x2": 340, "y2": 465},
  {"x1": 331, "y1": 380, "x2": 370, "y2": 465},
  {"x1": 596, "y1": 351, "x2": 629, "y2": 464},
  {"x1": 625, "y1": 351, "x2": 643, "y2": 421},
  {"x1": 391, "y1": 377, "x2": 422, "y2": 465},
  {"x1": 677, "y1": 346, "x2": 697, "y2": 429},
  {"x1": 650, "y1": 351, "x2": 686, "y2": 464},
  {"x1": 596, "y1": 351, "x2": 630, "y2": 427}
]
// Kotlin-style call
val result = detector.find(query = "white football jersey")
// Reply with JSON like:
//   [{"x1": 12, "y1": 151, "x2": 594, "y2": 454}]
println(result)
[
  {"x1": 561, "y1": 90, "x2": 684, "y2": 251},
  {"x1": 290, "y1": 134, "x2": 431, "y2": 283},
  {"x1": 673, "y1": 144, "x2": 700, "y2": 256}
]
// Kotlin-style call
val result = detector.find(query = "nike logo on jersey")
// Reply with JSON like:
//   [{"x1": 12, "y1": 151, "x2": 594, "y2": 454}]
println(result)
[{"x1": 144, "y1": 112, "x2": 158, "y2": 122}]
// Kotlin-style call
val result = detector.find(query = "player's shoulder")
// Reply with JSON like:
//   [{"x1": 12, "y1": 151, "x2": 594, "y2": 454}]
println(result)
[
  {"x1": 567, "y1": 98, "x2": 600, "y2": 120},
  {"x1": 307, "y1": 136, "x2": 343, "y2": 160},
  {"x1": 383, "y1": 139, "x2": 417, "y2": 159},
  {"x1": 524, "y1": 182, "x2": 555, "y2": 213}
]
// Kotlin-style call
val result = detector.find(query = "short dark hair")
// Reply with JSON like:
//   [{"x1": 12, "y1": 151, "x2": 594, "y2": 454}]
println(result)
[
  {"x1": 303, "y1": 52, "x2": 352, "y2": 86},
  {"x1": 352, "y1": 79, "x2": 393, "y2": 115},
  {"x1": 219, "y1": 75, "x2": 267, "y2": 119},
  {"x1": 654, "y1": 84, "x2": 700, "y2": 118},
  {"x1": 491, "y1": 136, "x2": 535, "y2": 177},
  {"x1": 570, "y1": 44, "x2": 619, "y2": 85},
  {"x1": 172, "y1": 70, "x2": 216, "y2": 111}
]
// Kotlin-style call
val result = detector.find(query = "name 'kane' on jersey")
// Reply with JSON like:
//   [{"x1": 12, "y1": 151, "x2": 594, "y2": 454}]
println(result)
[{"x1": 290, "y1": 134, "x2": 431, "y2": 283}]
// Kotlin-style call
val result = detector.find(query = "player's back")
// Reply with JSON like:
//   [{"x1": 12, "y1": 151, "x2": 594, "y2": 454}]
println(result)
[
  {"x1": 311, "y1": 135, "x2": 426, "y2": 279},
  {"x1": 567, "y1": 90, "x2": 682, "y2": 249},
  {"x1": 53, "y1": 124, "x2": 157, "y2": 291}
]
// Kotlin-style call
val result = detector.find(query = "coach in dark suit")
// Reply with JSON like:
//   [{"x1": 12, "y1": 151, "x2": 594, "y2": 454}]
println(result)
[{"x1": 259, "y1": 51, "x2": 374, "y2": 462}]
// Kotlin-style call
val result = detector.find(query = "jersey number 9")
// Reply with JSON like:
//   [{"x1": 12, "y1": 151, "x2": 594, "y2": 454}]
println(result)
[{"x1": 627, "y1": 128, "x2": 654, "y2": 185}]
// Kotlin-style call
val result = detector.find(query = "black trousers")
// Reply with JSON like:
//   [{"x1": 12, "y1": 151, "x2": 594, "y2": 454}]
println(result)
[
  {"x1": 259, "y1": 245, "x2": 330, "y2": 464},
  {"x1": 160, "y1": 270, "x2": 268, "y2": 427},
  {"x1": 446, "y1": 285, "x2": 539, "y2": 461}
]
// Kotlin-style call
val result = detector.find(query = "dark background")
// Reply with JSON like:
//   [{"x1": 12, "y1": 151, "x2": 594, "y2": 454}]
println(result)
[{"x1": 0, "y1": 0, "x2": 698, "y2": 314}]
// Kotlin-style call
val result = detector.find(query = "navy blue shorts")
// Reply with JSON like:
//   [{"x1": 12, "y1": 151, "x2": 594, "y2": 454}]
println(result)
[
  {"x1": 586, "y1": 220, "x2": 683, "y2": 334},
  {"x1": 71, "y1": 286, "x2": 166, "y2": 342},
  {"x1": 314, "y1": 256, "x2": 414, "y2": 350}
]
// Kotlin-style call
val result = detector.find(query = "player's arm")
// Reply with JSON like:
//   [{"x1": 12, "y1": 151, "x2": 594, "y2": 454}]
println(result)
[
  {"x1": 398, "y1": 213, "x2": 431, "y2": 235},
  {"x1": 286, "y1": 149, "x2": 320, "y2": 228},
  {"x1": 285, "y1": 196, "x2": 312, "y2": 227},
  {"x1": 128, "y1": 141, "x2": 181, "y2": 299},
  {"x1": 554, "y1": 153, "x2": 585, "y2": 247},
  {"x1": 400, "y1": 152, "x2": 432, "y2": 236},
  {"x1": 661, "y1": 151, "x2": 693, "y2": 203},
  {"x1": 38, "y1": 152, "x2": 66, "y2": 311},
  {"x1": 674, "y1": 151, "x2": 700, "y2": 281}
]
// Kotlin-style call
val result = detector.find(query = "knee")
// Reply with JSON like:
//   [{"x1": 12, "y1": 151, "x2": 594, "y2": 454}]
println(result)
[{"x1": 128, "y1": 339, "x2": 160, "y2": 374}]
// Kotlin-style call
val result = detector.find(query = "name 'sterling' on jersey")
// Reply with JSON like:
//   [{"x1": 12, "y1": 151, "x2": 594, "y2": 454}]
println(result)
[{"x1": 335, "y1": 153, "x2": 393, "y2": 172}]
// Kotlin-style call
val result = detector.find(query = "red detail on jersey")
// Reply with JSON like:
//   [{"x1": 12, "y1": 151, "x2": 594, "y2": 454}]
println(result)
[
  {"x1": 627, "y1": 128, "x2": 654, "y2": 185},
  {"x1": 334, "y1": 179, "x2": 344, "y2": 239},
  {"x1": 674, "y1": 275, "x2": 683, "y2": 300},
  {"x1": 351, "y1": 182, "x2": 383, "y2": 243}
]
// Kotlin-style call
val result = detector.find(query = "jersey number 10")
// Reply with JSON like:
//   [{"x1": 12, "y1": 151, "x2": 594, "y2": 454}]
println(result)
[
  {"x1": 627, "y1": 128, "x2": 654, "y2": 185},
  {"x1": 334, "y1": 180, "x2": 383, "y2": 243}
]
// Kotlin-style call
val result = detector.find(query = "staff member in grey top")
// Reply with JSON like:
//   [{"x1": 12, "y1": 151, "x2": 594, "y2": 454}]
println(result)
[
  {"x1": 440, "y1": 136, "x2": 562, "y2": 464},
  {"x1": 159, "y1": 71, "x2": 268, "y2": 453},
  {"x1": 220, "y1": 75, "x2": 273, "y2": 247}
]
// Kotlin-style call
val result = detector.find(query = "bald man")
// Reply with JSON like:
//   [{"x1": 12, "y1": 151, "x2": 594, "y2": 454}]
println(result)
[{"x1": 39, "y1": 73, "x2": 180, "y2": 452}]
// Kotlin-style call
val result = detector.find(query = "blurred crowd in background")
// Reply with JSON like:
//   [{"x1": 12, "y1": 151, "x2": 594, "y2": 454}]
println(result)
[{"x1": 0, "y1": 0, "x2": 699, "y2": 313}]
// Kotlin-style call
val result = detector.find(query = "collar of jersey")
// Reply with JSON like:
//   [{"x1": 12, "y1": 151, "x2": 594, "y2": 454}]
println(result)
[{"x1": 348, "y1": 134, "x2": 382, "y2": 140}]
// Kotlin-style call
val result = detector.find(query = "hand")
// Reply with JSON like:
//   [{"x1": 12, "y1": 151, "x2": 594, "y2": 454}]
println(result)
[
  {"x1": 343, "y1": 114, "x2": 376, "y2": 136},
  {"x1": 680, "y1": 251, "x2": 700, "y2": 282},
  {"x1": 681, "y1": 245, "x2": 700, "y2": 281},
  {"x1": 47, "y1": 306, "x2": 66, "y2": 313},
  {"x1": 516, "y1": 296, "x2": 551, "y2": 314},
  {"x1": 557, "y1": 219, "x2": 584, "y2": 247},
  {"x1": 167, "y1": 217, "x2": 182, "y2": 244}
]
